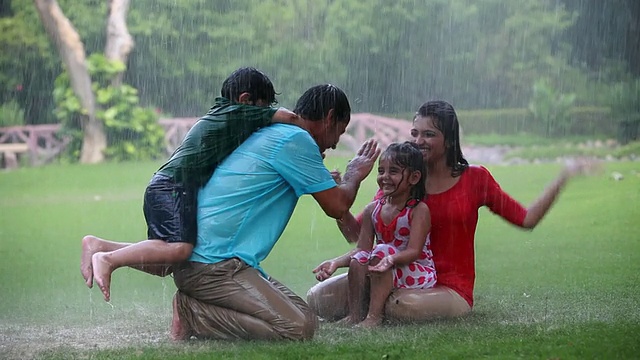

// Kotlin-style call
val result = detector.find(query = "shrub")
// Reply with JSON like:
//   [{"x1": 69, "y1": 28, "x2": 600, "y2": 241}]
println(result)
[
  {"x1": 0, "y1": 100, "x2": 25, "y2": 127},
  {"x1": 53, "y1": 54, "x2": 165, "y2": 162}
]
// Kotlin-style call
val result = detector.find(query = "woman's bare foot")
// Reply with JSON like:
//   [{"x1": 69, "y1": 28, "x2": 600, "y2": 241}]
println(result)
[
  {"x1": 357, "y1": 315, "x2": 383, "y2": 328},
  {"x1": 91, "y1": 252, "x2": 114, "y2": 302},
  {"x1": 170, "y1": 296, "x2": 190, "y2": 341},
  {"x1": 81, "y1": 235, "x2": 102, "y2": 288}
]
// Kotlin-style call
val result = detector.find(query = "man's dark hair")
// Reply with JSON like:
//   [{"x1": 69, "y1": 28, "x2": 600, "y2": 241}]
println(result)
[
  {"x1": 221, "y1": 67, "x2": 277, "y2": 105},
  {"x1": 293, "y1": 84, "x2": 351, "y2": 123}
]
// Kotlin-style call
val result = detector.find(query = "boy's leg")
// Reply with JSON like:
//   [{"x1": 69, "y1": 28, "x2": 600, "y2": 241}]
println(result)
[
  {"x1": 92, "y1": 241, "x2": 193, "y2": 301},
  {"x1": 173, "y1": 259, "x2": 312, "y2": 340},
  {"x1": 81, "y1": 235, "x2": 132, "y2": 288},
  {"x1": 89, "y1": 173, "x2": 196, "y2": 302}
]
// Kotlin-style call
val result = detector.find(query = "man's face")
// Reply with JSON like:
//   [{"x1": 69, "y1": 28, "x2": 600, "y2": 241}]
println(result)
[{"x1": 316, "y1": 118, "x2": 348, "y2": 156}]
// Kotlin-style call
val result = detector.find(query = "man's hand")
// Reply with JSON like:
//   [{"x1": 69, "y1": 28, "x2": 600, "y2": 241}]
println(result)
[
  {"x1": 343, "y1": 139, "x2": 380, "y2": 183},
  {"x1": 312, "y1": 260, "x2": 339, "y2": 281}
]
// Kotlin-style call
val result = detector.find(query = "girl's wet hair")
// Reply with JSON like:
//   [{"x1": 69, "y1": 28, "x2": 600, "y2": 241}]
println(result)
[
  {"x1": 381, "y1": 141, "x2": 426, "y2": 202},
  {"x1": 414, "y1": 100, "x2": 469, "y2": 177}
]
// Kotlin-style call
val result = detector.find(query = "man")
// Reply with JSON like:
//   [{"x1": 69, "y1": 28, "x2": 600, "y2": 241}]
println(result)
[
  {"x1": 171, "y1": 84, "x2": 380, "y2": 341},
  {"x1": 80, "y1": 67, "x2": 297, "y2": 302}
]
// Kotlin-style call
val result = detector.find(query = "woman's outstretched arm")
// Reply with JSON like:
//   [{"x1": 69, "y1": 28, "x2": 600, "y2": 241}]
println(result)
[{"x1": 522, "y1": 159, "x2": 600, "y2": 229}]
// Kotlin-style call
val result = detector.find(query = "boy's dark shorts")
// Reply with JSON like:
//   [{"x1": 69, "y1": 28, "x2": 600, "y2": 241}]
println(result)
[{"x1": 143, "y1": 173, "x2": 197, "y2": 245}]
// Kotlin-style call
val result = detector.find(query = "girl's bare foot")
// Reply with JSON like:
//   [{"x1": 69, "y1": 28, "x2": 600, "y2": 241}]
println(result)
[
  {"x1": 91, "y1": 252, "x2": 114, "y2": 302},
  {"x1": 336, "y1": 315, "x2": 360, "y2": 327},
  {"x1": 81, "y1": 235, "x2": 101, "y2": 288},
  {"x1": 357, "y1": 315, "x2": 383, "y2": 328}
]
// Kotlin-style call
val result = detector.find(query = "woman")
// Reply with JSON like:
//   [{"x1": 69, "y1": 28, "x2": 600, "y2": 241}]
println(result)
[{"x1": 307, "y1": 100, "x2": 595, "y2": 323}]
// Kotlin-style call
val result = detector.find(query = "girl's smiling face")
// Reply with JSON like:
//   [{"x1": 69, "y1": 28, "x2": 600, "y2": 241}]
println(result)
[{"x1": 376, "y1": 156, "x2": 416, "y2": 197}]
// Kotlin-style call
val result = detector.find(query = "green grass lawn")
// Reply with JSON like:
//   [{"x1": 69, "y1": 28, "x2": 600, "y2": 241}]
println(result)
[{"x1": 1, "y1": 158, "x2": 639, "y2": 359}]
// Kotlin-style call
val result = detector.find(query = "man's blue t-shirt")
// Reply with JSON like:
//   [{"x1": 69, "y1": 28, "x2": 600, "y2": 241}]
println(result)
[{"x1": 190, "y1": 123, "x2": 337, "y2": 273}]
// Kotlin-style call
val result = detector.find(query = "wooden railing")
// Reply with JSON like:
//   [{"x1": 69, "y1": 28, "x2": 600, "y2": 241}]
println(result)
[
  {"x1": 0, "y1": 124, "x2": 70, "y2": 169},
  {"x1": 0, "y1": 114, "x2": 411, "y2": 168}
]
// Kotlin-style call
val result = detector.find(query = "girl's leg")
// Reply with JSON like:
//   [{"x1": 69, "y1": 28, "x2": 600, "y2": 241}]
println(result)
[
  {"x1": 345, "y1": 259, "x2": 370, "y2": 324},
  {"x1": 359, "y1": 257, "x2": 393, "y2": 328}
]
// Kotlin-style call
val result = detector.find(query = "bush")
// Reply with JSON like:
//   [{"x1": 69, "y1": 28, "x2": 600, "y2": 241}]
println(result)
[
  {"x1": 0, "y1": 100, "x2": 25, "y2": 127},
  {"x1": 53, "y1": 53, "x2": 165, "y2": 162}
]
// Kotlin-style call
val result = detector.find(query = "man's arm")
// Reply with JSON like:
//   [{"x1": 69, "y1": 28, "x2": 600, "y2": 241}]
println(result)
[{"x1": 312, "y1": 139, "x2": 380, "y2": 219}]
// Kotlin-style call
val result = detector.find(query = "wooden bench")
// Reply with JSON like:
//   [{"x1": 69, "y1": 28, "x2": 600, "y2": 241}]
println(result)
[{"x1": 0, "y1": 143, "x2": 29, "y2": 169}]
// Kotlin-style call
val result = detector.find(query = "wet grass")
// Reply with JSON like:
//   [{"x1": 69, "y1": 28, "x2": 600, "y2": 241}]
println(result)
[{"x1": 1, "y1": 158, "x2": 639, "y2": 359}]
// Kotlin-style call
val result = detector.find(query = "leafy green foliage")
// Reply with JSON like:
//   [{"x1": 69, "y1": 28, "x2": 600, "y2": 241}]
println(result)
[
  {"x1": 0, "y1": 100, "x2": 25, "y2": 127},
  {"x1": 528, "y1": 79, "x2": 576, "y2": 136},
  {"x1": 53, "y1": 53, "x2": 165, "y2": 162}
]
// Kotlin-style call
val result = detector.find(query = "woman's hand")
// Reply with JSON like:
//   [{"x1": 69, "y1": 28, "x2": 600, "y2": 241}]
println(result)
[{"x1": 312, "y1": 260, "x2": 339, "y2": 281}]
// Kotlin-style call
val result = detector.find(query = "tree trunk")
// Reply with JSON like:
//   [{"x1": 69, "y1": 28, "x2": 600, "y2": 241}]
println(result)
[
  {"x1": 34, "y1": 0, "x2": 106, "y2": 163},
  {"x1": 105, "y1": 0, "x2": 134, "y2": 86}
]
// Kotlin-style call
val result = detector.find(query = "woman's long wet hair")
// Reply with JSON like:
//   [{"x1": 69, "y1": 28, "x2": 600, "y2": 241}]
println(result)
[
  {"x1": 381, "y1": 141, "x2": 426, "y2": 204},
  {"x1": 415, "y1": 100, "x2": 469, "y2": 177}
]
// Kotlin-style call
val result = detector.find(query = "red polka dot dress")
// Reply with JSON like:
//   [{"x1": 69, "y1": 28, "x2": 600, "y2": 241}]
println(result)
[{"x1": 352, "y1": 199, "x2": 437, "y2": 289}]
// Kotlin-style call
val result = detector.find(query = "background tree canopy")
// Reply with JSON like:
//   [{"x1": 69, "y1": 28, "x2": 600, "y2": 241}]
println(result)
[{"x1": 1, "y1": 0, "x2": 638, "y2": 123}]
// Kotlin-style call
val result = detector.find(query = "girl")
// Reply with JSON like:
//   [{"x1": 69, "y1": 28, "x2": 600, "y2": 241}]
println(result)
[{"x1": 316, "y1": 142, "x2": 436, "y2": 327}]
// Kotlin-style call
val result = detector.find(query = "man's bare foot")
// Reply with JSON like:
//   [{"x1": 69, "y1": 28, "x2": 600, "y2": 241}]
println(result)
[
  {"x1": 170, "y1": 296, "x2": 190, "y2": 341},
  {"x1": 92, "y1": 252, "x2": 114, "y2": 302},
  {"x1": 357, "y1": 315, "x2": 382, "y2": 328},
  {"x1": 81, "y1": 235, "x2": 101, "y2": 288}
]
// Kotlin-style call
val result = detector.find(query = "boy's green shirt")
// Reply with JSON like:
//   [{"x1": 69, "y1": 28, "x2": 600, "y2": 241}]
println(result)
[{"x1": 156, "y1": 97, "x2": 277, "y2": 189}]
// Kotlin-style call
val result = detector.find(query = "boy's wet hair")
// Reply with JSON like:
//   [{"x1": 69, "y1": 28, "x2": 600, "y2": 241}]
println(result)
[
  {"x1": 221, "y1": 67, "x2": 277, "y2": 105},
  {"x1": 293, "y1": 84, "x2": 351, "y2": 123},
  {"x1": 381, "y1": 141, "x2": 426, "y2": 202},
  {"x1": 414, "y1": 100, "x2": 469, "y2": 177}
]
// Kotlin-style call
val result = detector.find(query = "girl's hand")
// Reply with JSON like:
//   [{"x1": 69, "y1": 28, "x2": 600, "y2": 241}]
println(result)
[
  {"x1": 312, "y1": 260, "x2": 339, "y2": 281},
  {"x1": 368, "y1": 256, "x2": 394, "y2": 273}
]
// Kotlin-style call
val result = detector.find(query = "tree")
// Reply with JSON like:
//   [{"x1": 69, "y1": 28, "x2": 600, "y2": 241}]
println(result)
[
  {"x1": 34, "y1": 0, "x2": 133, "y2": 163},
  {"x1": 34, "y1": 0, "x2": 105, "y2": 163}
]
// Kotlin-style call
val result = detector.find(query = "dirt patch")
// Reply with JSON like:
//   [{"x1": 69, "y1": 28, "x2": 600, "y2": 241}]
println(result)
[{"x1": 0, "y1": 320, "x2": 171, "y2": 359}]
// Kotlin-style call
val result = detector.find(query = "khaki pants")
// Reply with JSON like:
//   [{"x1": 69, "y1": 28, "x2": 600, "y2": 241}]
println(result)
[
  {"x1": 306, "y1": 273, "x2": 471, "y2": 323},
  {"x1": 173, "y1": 259, "x2": 317, "y2": 340}
]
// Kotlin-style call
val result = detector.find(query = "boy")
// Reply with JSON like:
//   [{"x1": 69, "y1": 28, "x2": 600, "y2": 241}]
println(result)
[{"x1": 80, "y1": 67, "x2": 297, "y2": 302}]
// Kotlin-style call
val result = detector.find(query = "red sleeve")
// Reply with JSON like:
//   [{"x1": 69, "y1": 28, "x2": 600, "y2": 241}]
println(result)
[
  {"x1": 475, "y1": 166, "x2": 527, "y2": 227},
  {"x1": 355, "y1": 189, "x2": 384, "y2": 225}
]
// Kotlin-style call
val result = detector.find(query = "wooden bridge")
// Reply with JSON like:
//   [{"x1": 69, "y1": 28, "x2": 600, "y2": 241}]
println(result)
[{"x1": 0, "y1": 114, "x2": 411, "y2": 169}]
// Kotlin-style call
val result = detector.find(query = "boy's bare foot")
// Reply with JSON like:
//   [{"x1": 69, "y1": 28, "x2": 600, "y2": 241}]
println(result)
[
  {"x1": 170, "y1": 296, "x2": 190, "y2": 341},
  {"x1": 357, "y1": 315, "x2": 382, "y2": 328},
  {"x1": 81, "y1": 235, "x2": 101, "y2": 288},
  {"x1": 92, "y1": 252, "x2": 114, "y2": 302}
]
